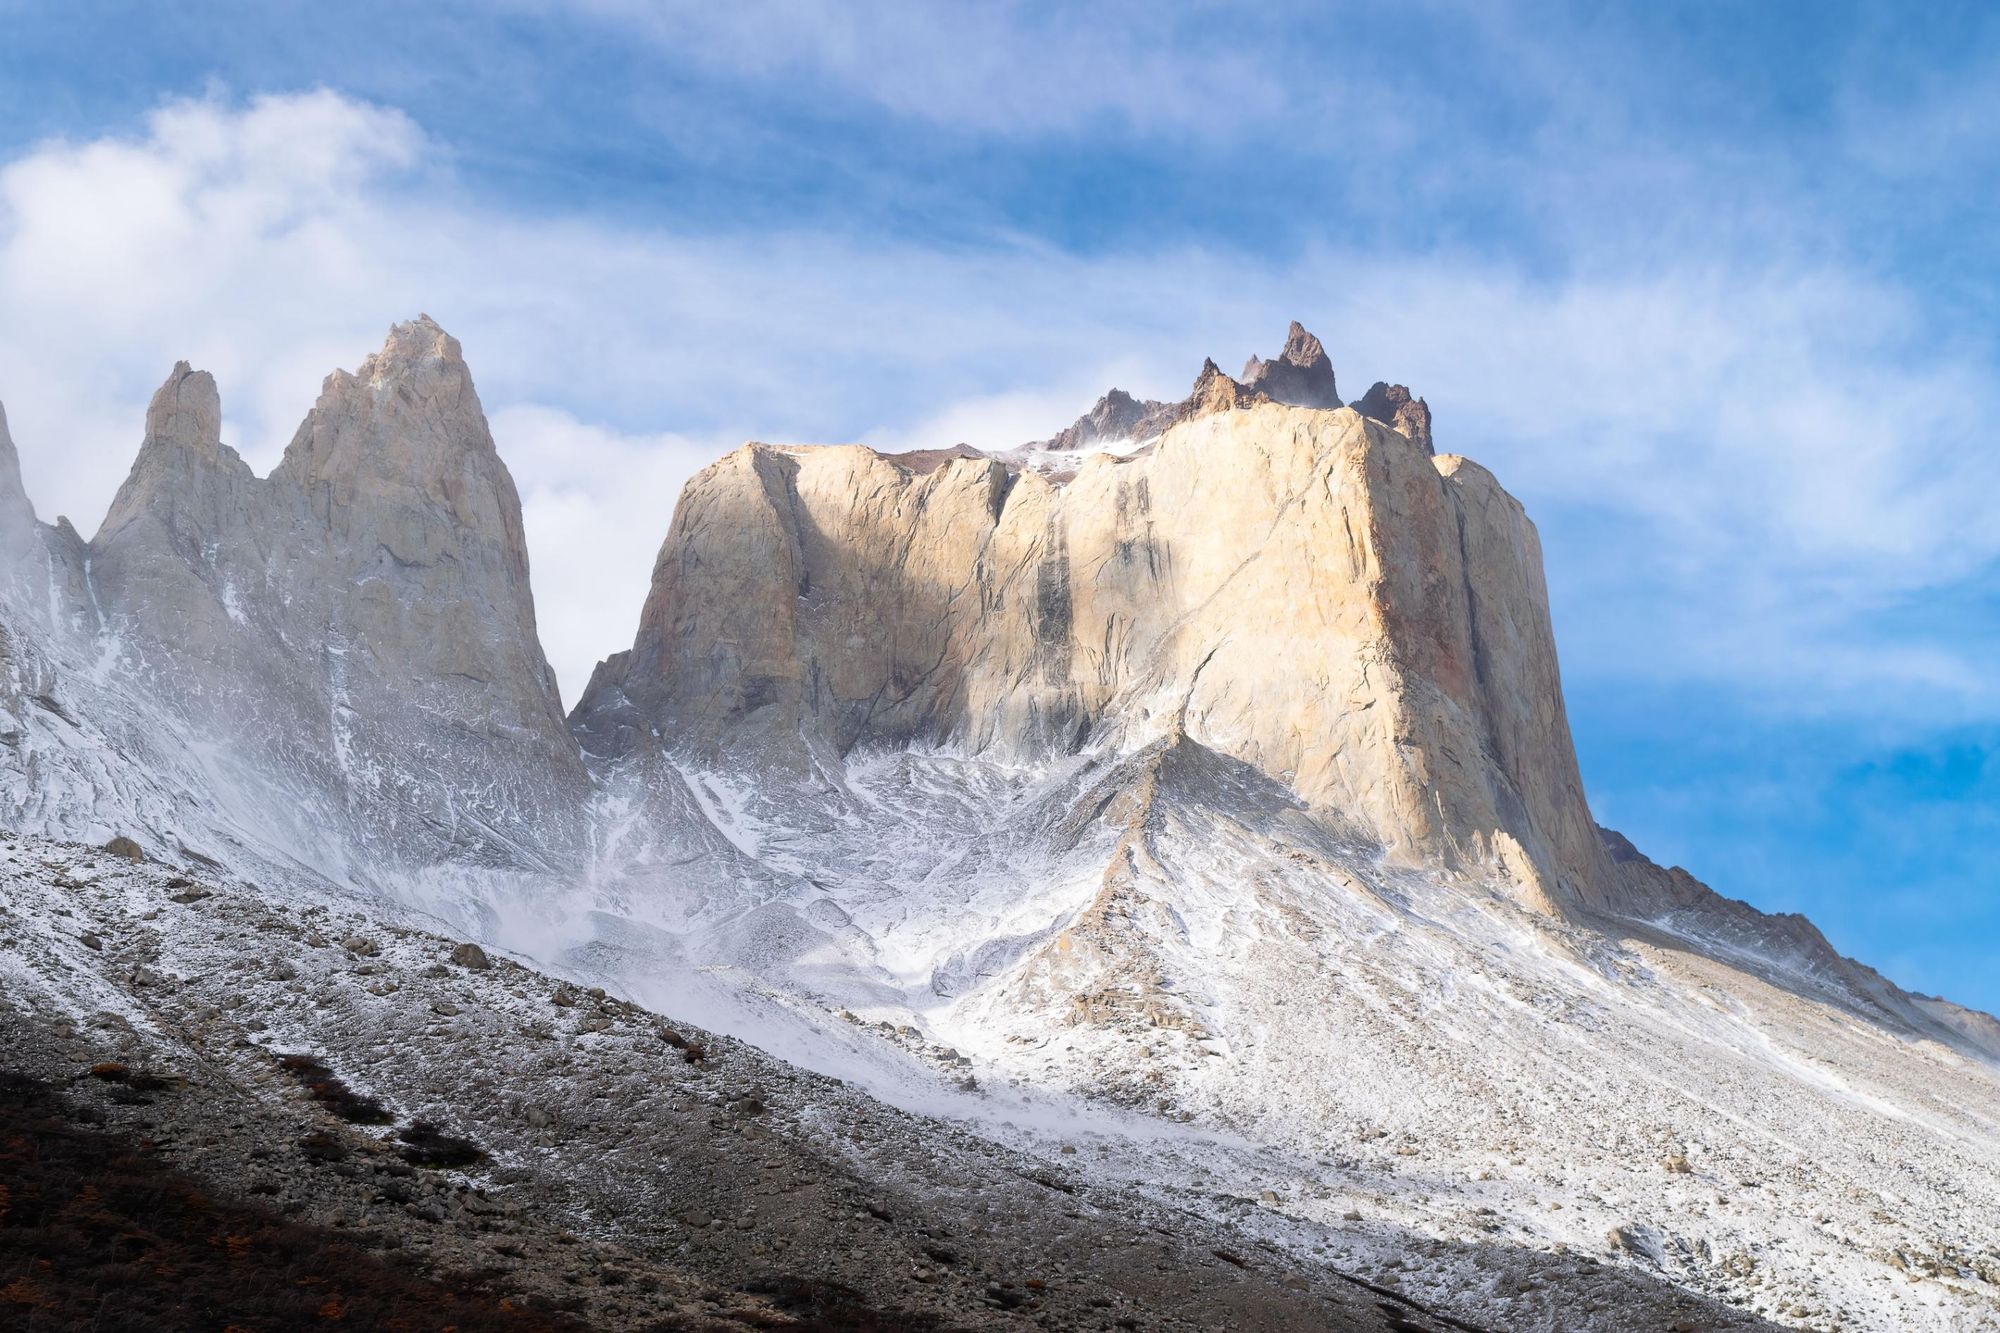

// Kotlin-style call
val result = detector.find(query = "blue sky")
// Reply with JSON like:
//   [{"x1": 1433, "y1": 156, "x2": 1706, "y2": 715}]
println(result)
[{"x1": 1, "y1": 1, "x2": 1996, "y2": 1008}]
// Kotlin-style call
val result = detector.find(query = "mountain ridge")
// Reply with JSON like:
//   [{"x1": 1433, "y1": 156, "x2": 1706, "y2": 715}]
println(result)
[{"x1": 2, "y1": 316, "x2": 1997, "y2": 1331}]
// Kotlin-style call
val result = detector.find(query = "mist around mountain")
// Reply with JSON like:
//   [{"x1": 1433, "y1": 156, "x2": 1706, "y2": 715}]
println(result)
[{"x1": 1, "y1": 319, "x2": 1995, "y2": 1331}]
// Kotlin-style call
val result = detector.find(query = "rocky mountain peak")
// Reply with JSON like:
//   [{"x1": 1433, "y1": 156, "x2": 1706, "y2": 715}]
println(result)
[
  {"x1": 1034, "y1": 386, "x2": 1177, "y2": 452},
  {"x1": 1038, "y1": 322, "x2": 1350, "y2": 452},
  {"x1": 1281, "y1": 318, "x2": 1325, "y2": 364},
  {"x1": 356, "y1": 314, "x2": 473, "y2": 402},
  {"x1": 143, "y1": 361, "x2": 224, "y2": 458},
  {"x1": 1352, "y1": 381, "x2": 1433, "y2": 453},
  {"x1": 70, "y1": 318, "x2": 586, "y2": 874},
  {"x1": 274, "y1": 316, "x2": 509, "y2": 535},
  {"x1": 0, "y1": 399, "x2": 46, "y2": 569},
  {"x1": 95, "y1": 362, "x2": 252, "y2": 546},
  {"x1": 1240, "y1": 320, "x2": 1340, "y2": 408},
  {"x1": 0, "y1": 400, "x2": 33, "y2": 526},
  {"x1": 1179, "y1": 356, "x2": 1263, "y2": 420},
  {"x1": 580, "y1": 392, "x2": 1612, "y2": 913}
]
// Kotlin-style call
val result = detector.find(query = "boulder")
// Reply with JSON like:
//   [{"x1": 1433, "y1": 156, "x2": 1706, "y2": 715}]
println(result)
[{"x1": 449, "y1": 942, "x2": 491, "y2": 971}]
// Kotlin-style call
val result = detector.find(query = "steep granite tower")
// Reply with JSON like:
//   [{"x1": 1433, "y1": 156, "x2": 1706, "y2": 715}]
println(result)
[{"x1": 84, "y1": 318, "x2": 587, "y2": 873}]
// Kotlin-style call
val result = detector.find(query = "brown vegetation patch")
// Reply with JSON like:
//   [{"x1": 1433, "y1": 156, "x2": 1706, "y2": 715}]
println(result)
[
  {"x1": 275, "y1": 1052, "x2": 393, "y2": 1125},
  {"x1": 397, "y1": 1121, "x2": 485, "y2": 1170},
  {"x1": 736, "y1": 1275, "x2": 948, "y2": 1331}
]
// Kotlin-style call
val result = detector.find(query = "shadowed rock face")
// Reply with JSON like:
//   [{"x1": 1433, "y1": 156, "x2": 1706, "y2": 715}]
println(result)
[
  {"x1": 1034, "y1": 388, "x2": 1178, "y2": 452},
  {"x1": 575, "y1": 382, "x2": 1611, "y2": 912},
  {"x1": 1352, "y1": 381, "x2": 1433, "y2": 453},
  {"x1": 1241, "y1": 320, "x2": 1341, "y2": 408},
  {"x1": 80, "y1": 317, "x2": 586, "y2": 871}
]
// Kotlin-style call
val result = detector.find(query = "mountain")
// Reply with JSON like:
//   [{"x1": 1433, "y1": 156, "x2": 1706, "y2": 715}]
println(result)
[
  {"x1": 1031, "y1": 386, "x2": 1180, "y2": 452},
  {"x1": 1027, "y1": 321, "x2": 1347, "y2": 454},
  {"x1": 3, "y1": 318, "x2": 1998, "y2": 1331},
  {"x1": 574, "y1": 389, "x2": 1608, "y2": 917},
  {"x1": 1, "y1": 318, "x2": 585, "y2": 880}
]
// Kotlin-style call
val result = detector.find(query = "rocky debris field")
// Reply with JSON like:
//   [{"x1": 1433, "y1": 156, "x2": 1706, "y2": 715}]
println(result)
[{"x1": 0, "y1": 833, "x2": 1780, "y2": 1332}]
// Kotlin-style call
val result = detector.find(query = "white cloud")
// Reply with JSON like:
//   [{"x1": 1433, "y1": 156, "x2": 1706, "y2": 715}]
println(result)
[
  {"x1": 1, "y1": 89, "x2": 1996, "y2": 721},
  {"x1": 548, "y1": 0, "x2": 1310, "y2": 138},
  {"x1": 493, "y1": 405, "x2": 734, "y2": 699}
]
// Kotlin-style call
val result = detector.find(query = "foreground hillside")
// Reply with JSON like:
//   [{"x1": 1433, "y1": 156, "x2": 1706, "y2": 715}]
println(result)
[{"x1": 0, "y1": 834, "x2": 1784, "y2": 1332}]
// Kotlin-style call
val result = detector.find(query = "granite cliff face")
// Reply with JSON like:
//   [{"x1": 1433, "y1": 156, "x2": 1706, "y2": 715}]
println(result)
[{"x1": 576, "y1": 329, "x2": 1603, "y2": 911}]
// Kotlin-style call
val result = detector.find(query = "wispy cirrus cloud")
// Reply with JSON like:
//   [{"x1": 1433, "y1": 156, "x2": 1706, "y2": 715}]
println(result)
[{"x1": 546, "y1": 0, "x2": 1313, "y2": 138}]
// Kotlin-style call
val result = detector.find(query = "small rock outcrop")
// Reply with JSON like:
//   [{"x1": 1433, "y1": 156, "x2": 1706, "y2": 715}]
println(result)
[
  {"x1": 1240, "y1": 320, "x2": 1341, "y2": 408},
  {"x1": 1351, "y1": 381, "x2": 1433, "y2": 453},
  {"x1": 1036, "y1": 321, "x2": 1340, "y2": 452},
  {"x1": 1036, "y1": 388, "x2": 1178, "y2": 452}
]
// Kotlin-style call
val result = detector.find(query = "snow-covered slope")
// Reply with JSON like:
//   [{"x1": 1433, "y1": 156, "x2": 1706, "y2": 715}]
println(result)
[{"x1": 2, "y1": 319, "x2": 1997, "y2": 1330}]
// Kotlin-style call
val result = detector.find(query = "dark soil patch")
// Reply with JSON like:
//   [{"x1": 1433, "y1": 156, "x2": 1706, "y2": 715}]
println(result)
[
  {"x1": 0, "y1": 1069, "x2": 583, "y2": 1331},
  {"x1": 397, "y1": 1120, "x2": 485, "y2": 1169},
  {"x1": 737, "y1": 1275, "x2": 949, "y2": 1332},
  {"x1": 275, "y1": 1052, "x2": 393, "y2": 1124}
]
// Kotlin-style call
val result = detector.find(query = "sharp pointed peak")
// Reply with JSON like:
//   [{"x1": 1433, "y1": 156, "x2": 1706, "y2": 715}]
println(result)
[
  {"x1": 1240, "y1": 320, "x2": 1338, "y2": 408},
  {"x1": 144, "y1": 361, "x2": 223, "y2": 453},
  {"x1": 283, "y1": 313, "x2": 497, "y2": 486},
  {"x1": 366, "y1": 313, "x2": 464, "y2": 374},
  {"x1": 0, "y1": 395, "x2": 37, "y2": 537},
  {"x1": 1280, "y1": 320, "x2": 1328, "y2": 370}
]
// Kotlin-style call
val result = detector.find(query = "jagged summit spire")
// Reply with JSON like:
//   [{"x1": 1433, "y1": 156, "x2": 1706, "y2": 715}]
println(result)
[
  {"x1": 0, "y1": 398, "x2": 19, "y2": 490},
  {"x1": 1034, "y1": 321, "x2": 1352, "y2": 451},
  {"x1": 362, "y1": 314, "x2": 465, "y2": 380},
  {"x1": 1034, "y1": 386, "x2": 1178, "y2": 452},
  {"x1": 280, "y1": 314, "x2": 496, "y2": 494},
  {"x1": 0, "y1": 397, "x2": 42, "y2": 555},
  {"x1": 143, "y1": 361, "x2": 224, "y2": 457},
  {"x1": 1240, "y1": 320, "x2": 1340, "y2": 408},
  {"x1": 92, "y1": 361, "x2": 247, "y2": 544},
  {"x1": 78, "y1": 315, "x2": 587, "y2": 868},
  {"x1": 1279, "y1": 319, "x2": 1327, "y2": 369}
]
